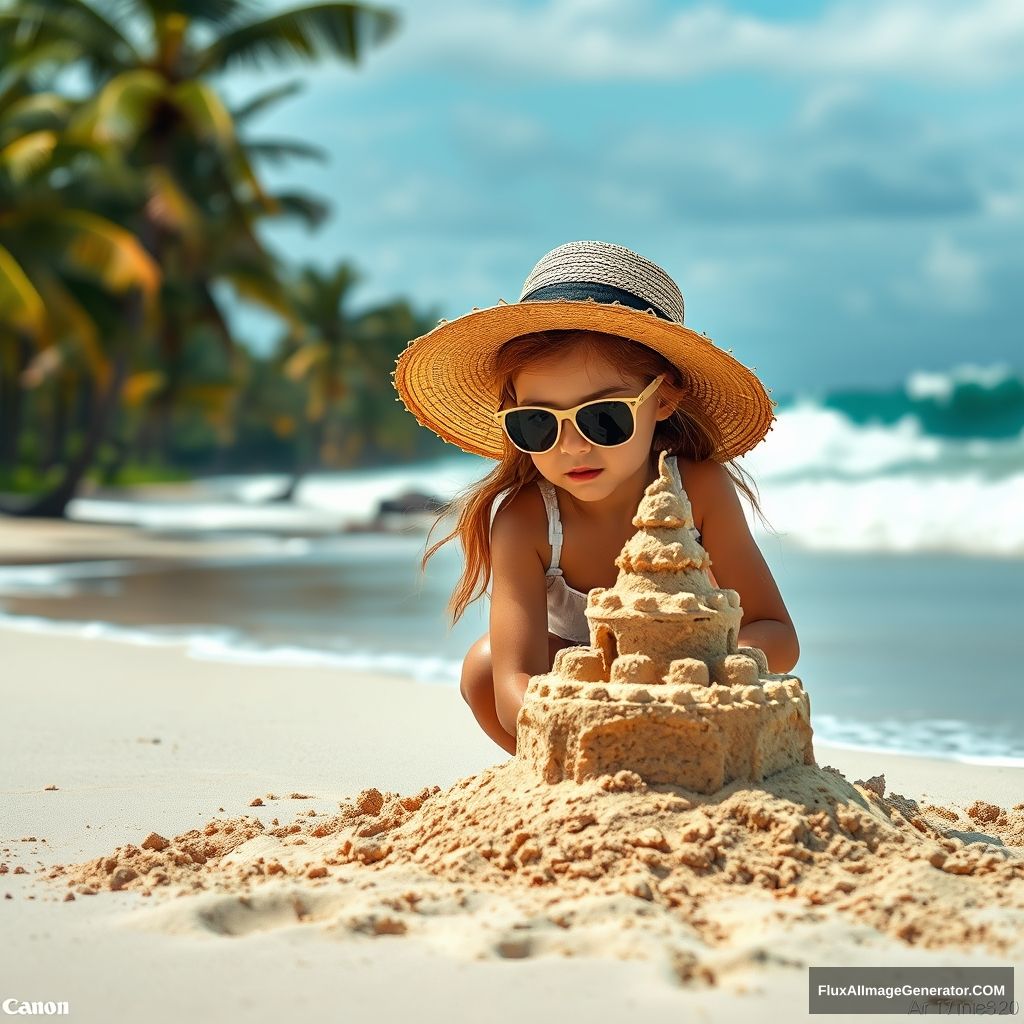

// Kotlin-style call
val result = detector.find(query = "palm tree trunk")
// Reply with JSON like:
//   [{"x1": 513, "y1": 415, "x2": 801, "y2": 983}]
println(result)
[
  {"x1": 5, "y1": 347, "x2": 130, "y2": 517},
  {"x1": 42, "y1": 380, "x2": 71, "y2": 471},
  {"x1": 0, "y1": 292, "x2": 142, "y2": 518},
  {"x1": 271, "y1": 416, "x2": 324, "y2": 502},
  {"x1": 0, "y1": 336, "x2": 29, "y2": 474}
]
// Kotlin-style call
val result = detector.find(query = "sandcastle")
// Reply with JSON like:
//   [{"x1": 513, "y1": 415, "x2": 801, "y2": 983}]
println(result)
[{"x1": 516, "y1": 450, "x2": 815, "y2": 792}]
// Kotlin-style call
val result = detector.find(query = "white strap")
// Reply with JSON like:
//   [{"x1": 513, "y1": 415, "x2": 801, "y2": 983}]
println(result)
[{"x1": 537, "y1": 480, "x2": 563, "y2": 575}]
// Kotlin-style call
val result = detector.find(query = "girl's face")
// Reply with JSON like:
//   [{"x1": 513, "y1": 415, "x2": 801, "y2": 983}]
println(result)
[{"x1": 510, "y1": 346, "x2": 675, "y2": 501}]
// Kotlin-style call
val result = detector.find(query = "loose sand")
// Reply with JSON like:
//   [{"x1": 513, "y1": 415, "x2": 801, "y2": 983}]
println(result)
[{"x1": 33, "y1": 754, "x2": 1024, "y2": 981}]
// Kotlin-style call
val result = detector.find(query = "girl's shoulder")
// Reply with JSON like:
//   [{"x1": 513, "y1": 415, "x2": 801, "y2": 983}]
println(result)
[
  {"x1": 675, "y1": 456, "x2": 724, "y2": 534},
  {"x1": 490, "y1": 482, "x2": 548, "y2": 560}
]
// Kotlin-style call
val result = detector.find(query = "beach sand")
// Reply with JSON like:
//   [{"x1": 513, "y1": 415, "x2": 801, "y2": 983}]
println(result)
[
  {"x1": 3, "y1": 616, "x2": 1022, "y2": 1023},
  {"x1": 0, "y1": 515, "x2": 306, "y2": 564}
]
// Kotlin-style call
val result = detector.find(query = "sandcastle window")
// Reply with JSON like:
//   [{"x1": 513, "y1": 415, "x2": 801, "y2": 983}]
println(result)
[
  {"x1": 595, "y1": 625, "x2": 617, "y2": 674},
  {"x1": 727, "y1": 627, "x2": 737, "y2": 651}
]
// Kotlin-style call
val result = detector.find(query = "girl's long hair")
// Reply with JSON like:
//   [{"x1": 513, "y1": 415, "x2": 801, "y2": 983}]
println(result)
[{"x1": 419, "y1": 329, "x2": 775, "y2": 627}]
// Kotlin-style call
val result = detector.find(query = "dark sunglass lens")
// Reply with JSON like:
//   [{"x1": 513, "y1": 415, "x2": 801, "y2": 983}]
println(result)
[
  {"x1": 505, "y1": 409, "x2": 558, "y2": 452},
  {"x1": 577, "y1": 401, "x2": 634, "y2": 446}
]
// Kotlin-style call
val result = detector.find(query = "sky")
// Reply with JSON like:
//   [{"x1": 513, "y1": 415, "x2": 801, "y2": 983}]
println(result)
[{"x1": 212, "y1": 0, "x2": 1024, "y2": 397}]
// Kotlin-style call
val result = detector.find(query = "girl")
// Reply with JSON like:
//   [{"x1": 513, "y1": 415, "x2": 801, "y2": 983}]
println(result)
[{"x1": 392, "y1": 240, "x2": 799, "y2": 757}]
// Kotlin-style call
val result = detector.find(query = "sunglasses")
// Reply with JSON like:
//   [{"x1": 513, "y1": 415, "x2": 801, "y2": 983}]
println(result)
[{"x1": 494, "y1": 374, "x2": 667, "y2": 454}]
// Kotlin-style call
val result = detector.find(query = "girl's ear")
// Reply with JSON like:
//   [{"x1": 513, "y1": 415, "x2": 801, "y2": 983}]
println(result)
[
  {"x1": 654, "y1": 394, "x2": 676, "y2": 421},
  {"x1": 654, "y1": 375, "x2": 684, "y2": 420}
]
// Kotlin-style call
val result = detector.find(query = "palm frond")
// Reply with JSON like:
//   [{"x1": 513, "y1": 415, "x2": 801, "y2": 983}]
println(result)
[
  {"x1": 54, "y1": 209, "x2": 162, "y2": 301},
  {"x1": 121, "y1": 369, "x2": 166, "y2": 406},
  {"x1": 0, "y1": 129, "x2": 58, "y2": 184},
  {"x1": 0, "y1": 32, "x2": 86, "y2": 101},
  {"x1": 144, "y1": 165, "x2": 204, "y2": 256},
  {"x1": 66, "y1": 68, "x2": 164, "y2": 147},
  {"x1": 0, "y1": 243, "x2": 47, "y2": 341},
  {"x1": 0, "y1": 92, "x2": 73, "y2": 143},
  {"x1": 220, "y1": 265, "x2": 302, "y2": 331},
  {"x1": 128, "y1": 0, "x2": 260, "y2": 29},
  {"x1": 195, "y1": 281, "x2": 235, "y2": 354},
  {"x1": 170, "y1": 78, "x2": 236, "y2": 149},
  {"x1": 31, "y1": 265, "x2": 107, "y2": 377},
  {"x1": 192, "y1": 2, "x2": 400, "y2": 75},
  {"x1": 243, "y1": 137, "x2": 328, "y2": 165},
  {"x1": 283, "y1": 339, "x2": 327, "y2": 381},
  {"x1": 5, "y1": 0, "x2": 143, "y2": 67},
  {"x1": 262, "y1": 190, "x2": 331, "y2": 230},
  {"x1": 230, "y1": 78, "x2": 304, "y2": 125},
  {"x1": 171, "y1": 80, "x2": 273, "y2": 207}
]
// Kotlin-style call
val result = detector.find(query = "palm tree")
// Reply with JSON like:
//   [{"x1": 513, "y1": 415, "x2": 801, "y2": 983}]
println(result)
[
  {"x1": 273, "y1": 261, "x2": 361, "y2": 499},
  {"x1": 338, "y1": 296, "x2": 440, "y2": 461},
  {"x1": 272, "y1": 262, "x2": 438, "y2": 499},
  {"x1": 0, "y1": 0, "x2": 401, "y2": 511},
  {"x1": 0, "y1": 77, "x2": 163, "y2": 514}
]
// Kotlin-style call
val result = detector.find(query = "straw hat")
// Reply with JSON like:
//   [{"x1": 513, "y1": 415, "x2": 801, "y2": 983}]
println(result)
[{"x1": 391, "y1": 239, "x2": 777, "y2": 461}]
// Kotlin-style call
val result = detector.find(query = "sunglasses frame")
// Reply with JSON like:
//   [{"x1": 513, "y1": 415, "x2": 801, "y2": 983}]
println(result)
[{"x1": 493, "y1": 373, "x2": 667, "y2": 454}]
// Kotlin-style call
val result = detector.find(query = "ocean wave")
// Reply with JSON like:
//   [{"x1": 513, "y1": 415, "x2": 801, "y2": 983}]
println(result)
[
  {"x1": 812, "y1": 714, "x2": 1024, "y2": 768},
  {"x1": 778, "y1": 362, "x2": 1024, "y2": 441},
  {"x1": 0, "y1": 610, "x2": 464, "y2": 685},
  {"x1": 744, "y1": 471, "x2": 1024, "y2": 557}
]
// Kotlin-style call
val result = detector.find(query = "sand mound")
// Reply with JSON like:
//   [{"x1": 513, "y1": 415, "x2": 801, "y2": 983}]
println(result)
[{"x1": 39, "y1": 758, "x2": 1024, "y2": 977}]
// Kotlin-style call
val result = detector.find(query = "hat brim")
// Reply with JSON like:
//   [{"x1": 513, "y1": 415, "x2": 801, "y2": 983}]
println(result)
[{"x1": 391, "y1": 298, "x2": 776, "y2": 461}]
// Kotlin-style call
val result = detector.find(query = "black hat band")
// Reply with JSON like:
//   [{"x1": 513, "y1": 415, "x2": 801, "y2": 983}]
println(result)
[{"x1": 520, "y1": 281, "x2": 673, "y2": 322}]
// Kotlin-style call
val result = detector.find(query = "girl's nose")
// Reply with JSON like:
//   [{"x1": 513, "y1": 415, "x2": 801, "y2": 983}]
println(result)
[{"x1": 559, "y1": 416, "x2": 591, "y2": 452}]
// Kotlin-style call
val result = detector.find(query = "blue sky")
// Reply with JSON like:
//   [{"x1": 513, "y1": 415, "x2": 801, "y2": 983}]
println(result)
[{"x1": 214, "y1": 0, "x2": 1023, "y2": 396}]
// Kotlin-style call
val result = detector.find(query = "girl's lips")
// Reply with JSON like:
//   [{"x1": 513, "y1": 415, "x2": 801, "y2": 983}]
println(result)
[{"x1": 567, "y1": 468, "x2": 603, "y2": 480}]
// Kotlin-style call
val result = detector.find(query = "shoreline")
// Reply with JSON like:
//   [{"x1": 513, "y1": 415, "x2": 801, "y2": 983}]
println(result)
[{"x1": 0, "y1": 607, "x2": 1021, "y2": 768}]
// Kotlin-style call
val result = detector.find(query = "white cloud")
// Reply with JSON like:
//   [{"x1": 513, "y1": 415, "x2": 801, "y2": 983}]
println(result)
[
  {"x1": 684, "y1": 259, "x2": 731, "y2": 291},
  {"x1": 922, "y1": 235, "x2": 987, "y2": 309},
  {"x1": 339, "y1": 0, "x2": 1024, "y2": 85},
  {"x1": 796, "y1": 83, "x2": 869, "y2": 131},
  {"x1": 449, "y1": 104, "x2": 553, "y2": 171},
  {"x1": 591, "y1": 109, "x2": 982, "y2": 223},
  {"x1": 587, "y1": 180, "x2": 664, "y2": 219},
  {"x1": 891, "y1": 234, "x2": 988, "y2": 312},
  {"x1": 980, "y1": 184, "x2": 1024, "y2": 220}
]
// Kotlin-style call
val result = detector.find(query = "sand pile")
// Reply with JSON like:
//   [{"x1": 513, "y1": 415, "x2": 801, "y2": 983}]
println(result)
[
  {"x1": 31, "y1": 451, "x2": 1024, "y2": 975},
  {"x1": 38, "y1": 764, "x2": 1024, "y2": 971}
]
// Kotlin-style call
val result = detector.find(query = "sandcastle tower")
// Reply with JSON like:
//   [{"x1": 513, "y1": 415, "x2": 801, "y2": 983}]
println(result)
[{"x1": 516, "y1": 450, "x2": 815, "y2": 793}]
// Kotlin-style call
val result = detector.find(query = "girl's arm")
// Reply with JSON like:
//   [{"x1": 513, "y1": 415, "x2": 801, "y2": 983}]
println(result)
[
  {"x1": 690, "y1": 460, "x2": 800, "y2": 674},
  {"x1": 489, "y1": 497, "x2": 552, "y2": 739}
]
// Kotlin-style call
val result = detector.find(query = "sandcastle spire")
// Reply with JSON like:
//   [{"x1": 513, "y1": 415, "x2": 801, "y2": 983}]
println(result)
[
  {"x1": 616, "y1": 449, "x2": 712, "y2": 582},
  {"x1": 585, "y1": 449, "x2": 742, "y2": 682}
]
